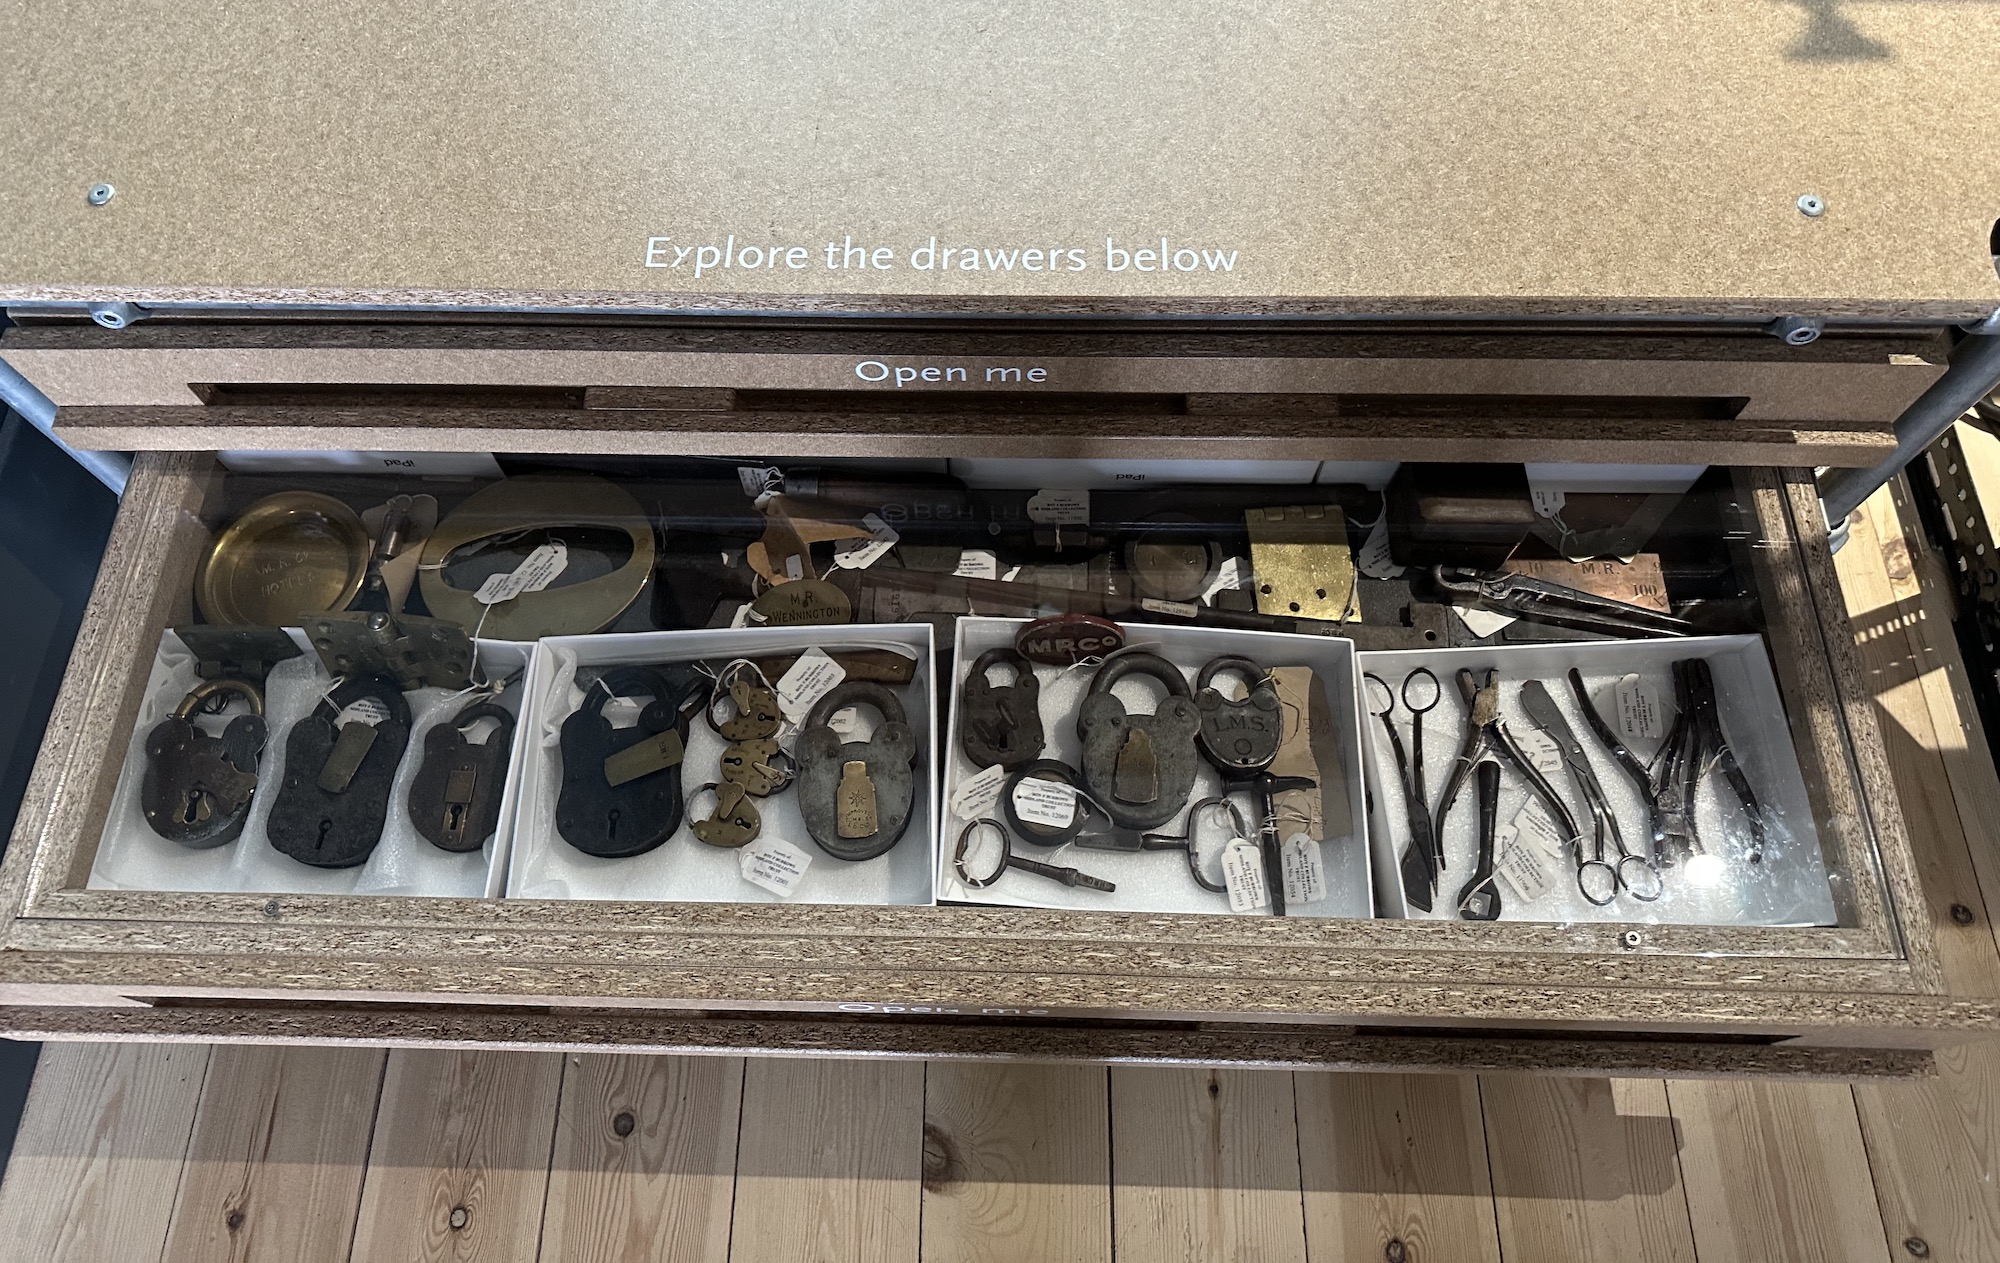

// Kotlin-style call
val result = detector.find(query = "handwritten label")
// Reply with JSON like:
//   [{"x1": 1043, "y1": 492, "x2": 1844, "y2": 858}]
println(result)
[
  {"x1": 1026, "y1": 489, "x2": 1090, "y2": 525},
  {"x1": 1356, "y1": 516, "x2": 1405, "y2": 579},
  {"x1": 949, "y1": 763, "x2": 1008, "y2": 819},
  {"x1": 1139, "y1": 597, "x2": 1201, "y2": 619},
  {"x1": 1010, "y1": 776, "x2": 1077, "y2": 829},
  {"x1": 1281, "y1": 834, "x2": 1327, "y2": 905},
  {"x1": 1512, "y1": 799, "x2": 1571, "y2": 859},
  {"x1": 954, "y1": 549, "x2": 999, "y2": 579},
  {"x1": 474, "y1": 543, "x2": 568, "y2": 605},
  {"x1": 1510, "y1": 724, "x2": 1566, "y2": 777},
  {"x1": 335, "y1": 696, "x2": 392, "y2": 728},
  {"x1": 1531, "y1": 487, "x2": 1567, "y2": 519},
  {"x1": 1494, "y1": 826, "x2": 1556, "y2": 904},
  {"x1": 740, "y1": 836, "x2": 813, "y2": 897},
  {"x1": 1616, "y1": 674, "x2": 1666, "y2": 741},
  {"x1": 832, "y1": 513, "x2": 900, "y2": 569},
  {"x1": 775, "y1": 648, "x2": 847, "y2": 725},
  {"x1": 1222, "y1": 838, "x2": 1270, "y2": 913}
]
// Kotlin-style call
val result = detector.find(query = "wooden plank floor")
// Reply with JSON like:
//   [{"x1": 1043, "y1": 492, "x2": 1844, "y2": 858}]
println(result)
[{"x1": 1, "y1": 481, "x2": 1997, "y2": 1263}]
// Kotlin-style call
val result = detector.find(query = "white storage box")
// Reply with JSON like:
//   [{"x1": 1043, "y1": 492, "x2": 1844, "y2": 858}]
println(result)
[
  {"x1": 1358, "y1": 635, "x2": 1835, "y2": 925},
  {"x1": 89, "y1": 630, "x2": 532, "y2": 898},
  {"x1": 938, "y1": 617, "x2": 1370, "y2": 917},
  {"x1": 511, "y1": 624, "x2": 938, "y2": 906}
]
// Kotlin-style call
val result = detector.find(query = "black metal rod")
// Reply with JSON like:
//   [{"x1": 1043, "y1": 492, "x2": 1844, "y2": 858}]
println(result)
[{"x1": 1820, "y1": 333, "x2": 2000, "y2": 527}]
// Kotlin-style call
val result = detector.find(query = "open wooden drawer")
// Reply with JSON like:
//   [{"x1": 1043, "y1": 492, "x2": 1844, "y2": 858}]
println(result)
[{"x1": 0, "y1": 438, "x2": 1986, "y2": 1082}]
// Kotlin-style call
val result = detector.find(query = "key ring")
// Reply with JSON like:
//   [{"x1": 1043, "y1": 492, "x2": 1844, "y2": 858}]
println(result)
[{"x1": 1139, "y1": 797, "x2": 1248, "y2": 893}]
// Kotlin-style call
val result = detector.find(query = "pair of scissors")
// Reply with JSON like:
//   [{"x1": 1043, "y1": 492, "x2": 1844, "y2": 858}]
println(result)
[
  {"x1": 1364, "y1": 670, "x2": 1443, "y2": 911},
  {"x1": 1520, "y1": 680, "x2": 1663, "y2": 906}
]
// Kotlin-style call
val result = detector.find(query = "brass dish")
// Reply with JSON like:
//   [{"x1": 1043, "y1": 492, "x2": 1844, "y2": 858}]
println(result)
[
  {"x1": 419, "y1": 475, "x2": 655, "y2": 640},
  {"x1": 195, "y1": 491, "x2": 369, "y2": 626}
]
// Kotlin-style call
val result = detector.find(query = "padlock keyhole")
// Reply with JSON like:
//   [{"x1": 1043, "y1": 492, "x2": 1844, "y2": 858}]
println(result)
[
  {"x1": 314, "y1": 818, "x2": 333, "y2": 852},
  {"x1": 180, "y1": 789, "x2": 207, "y2": 824},
  {"x1": 606, "y1": 807, "x2": 621, "y2": 841}
]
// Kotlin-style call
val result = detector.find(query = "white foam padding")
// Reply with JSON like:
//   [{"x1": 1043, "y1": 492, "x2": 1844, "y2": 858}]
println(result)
[
  {"x1": 89, "y1": 631, "x2": 533, "y2": 897},
  {"x1": 1357, "y1": 635, "x2": 1837, "y2": 926},
  {"x1": 938, "y1": 618, "x2": 1371, "y2": 918},
  {"x1": 509, "y1": 624, "x2": 938, "y2": 906}
]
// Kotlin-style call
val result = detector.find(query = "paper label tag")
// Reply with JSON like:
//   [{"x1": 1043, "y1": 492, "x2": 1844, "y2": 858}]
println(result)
[
  {"x1": 775, "y1": 648, "x2": 848, "y2": 725},
  {"x1": 783, "y1": 553, "x2": 805, "y2": 581},
  {"x1": 1494, "y1": 826, "x2": 1557, "y2": 904},
  {"x1": 949, "y1": 763, "x2": 1008, "y2": 819},
  {"x1": 1202, "y1": 555, "x2": 1253, "y2": 603},
  {"x1": 474, "y1": 542, "x2": 568, "y2": 605},
  {"x1": 1139, "y1": 597, "x2": 1201, "y2": 619},
  {"x1": 1510, "y1": 724, "x2": 1566, "y2": 777},
  {"x1": 1615, "y1": 674, "x2": 1666, "y2": 741},
  {"x1": 1026, "y1": 489, "x2": 1090, "y2": 525},
  {"x1": 740, "y1": 835, "x2": 812, "y2": 897},
  {"x1": 1454, "y1": 606, "x2": 1517, "y2": 639},
  {"x1": 736, "y1": 465, "x2": 782, "y2": 497},
  {"x1": 1512, "y1": 799, "x2": 1571, "y2": 859},
  {"x1": 1356, "y1": 516, "x2": 1405, "y2": 579},
  {"x1": 825, "y1": 706, "x2": 868, "y2": 742},
  {"x1": 1010, "y1": 776, "x2": 1077, "y2": 829},
  {"x1": 1531, "y1": 487, "x2": 1567, "y2": 519},
  {"x1": 1000, "y1": 565, "x2": 1023, "y2": 582},
  {"x1": 334, "y1": 696, "x2": 392, "y2": 728},
  {"x1": 954, "y1": 549, "x2": 999, "y2": 579},
  {"x1": 728, "y1": 602, "x2": 754, "y2": 628},
  {"x1": 1222, "y1": 838, "x2": 1270, "y2": 913},
  {"x1": 832, "y1": 513, "x2": 900, "y2": 569},
  {"x1": 1281, "y1": 833, "x2": 1327, "y2": 905}
]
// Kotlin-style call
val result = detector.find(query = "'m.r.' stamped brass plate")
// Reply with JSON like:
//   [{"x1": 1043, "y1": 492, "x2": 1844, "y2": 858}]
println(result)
[
  {"x1": 419, "y1": 475, "x2": 655, "y2": 640},
  {"x1": 196, "y1": 491, "x2": 369, "y2": 626}
]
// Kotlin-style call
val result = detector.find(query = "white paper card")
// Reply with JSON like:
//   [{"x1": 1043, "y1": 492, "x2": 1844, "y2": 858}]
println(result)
[
  {"x1": 1222, "y1": 838, "x2": 1270, "y2": 913},
  {"x1": 474, "y1": 543, "x2": 568, "y2": 605},
  {"x1": 1512, "y1": 799, "x2": 1571, "y2": 859},
  {"x1": 599, "y1": 696, "x2": 643, "y2": 729},
  {"x1": 1510, "y1": 724, "x2": 1565, "y2": 777},
  {"x1": 1356, "y1": 516, "x2": 1405, "y2": 579},
  {"x1": 775, "y1": 648, "x2": 847, "y2": 725},
  {"x1": 1139, "y1": 597, "x2": 1200, "y2": 619},
  {"x1": 736, "y1": 465, "x2": 782, "y2": 497},
  {"x1": 832, "y1": 513, "x2": 900, "y2": 569},
  {"x1": 1026, "y1": 489, "x2": 1090, "y2": 525},
  {"x1": 1454, "y1": 606, "x2": 1517, "y2": 639},
  {"x1": 335, "y1": 696, "x2": 392, "y2": 727},
  {"x1": 1010, "y1": 776, "x2": 1077, "y2": 829},
  {"x1": 1494, "y1": 826, "x2": 1557, "y2": 904},
  {"x1": 783, "y1": 553, "x2": 805, "y2": 581},
  {"x1": 954, "y1": 549, "x2": 999, "y2": 579},
  {"x1": 1281, "y1": 833, "x2": 1327, "y2": 905},
  {"x1": 1616, "y1": 674, "x2": 1666, "y2": 741},
  {"x1": 824, "y1": 706, "x2": 867, "y2": 742},
  {"x1": 949, "y1": 763, "x2": 1009, "y2": 819},
  {"x1": 740, "y1": 836, "x2": 812, "y2": 897},
  {"x1": 1202, "y1": 555, "x2": 1253, "y2": 603},
  {"x1": 1531, "y1": 487, "x2": 1568, "y2": 518}
]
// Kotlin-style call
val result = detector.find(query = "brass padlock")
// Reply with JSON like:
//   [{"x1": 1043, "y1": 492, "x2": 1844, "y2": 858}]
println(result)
[
  {"x1": 689, "y1": 781, "x2": 762, "y2": 848},
  {"x1": 720, "y1": 738, "x2": 791, "y2": 796},
  {"x1": 714, "y1": 672, "x2": 783, "y2": 741}
]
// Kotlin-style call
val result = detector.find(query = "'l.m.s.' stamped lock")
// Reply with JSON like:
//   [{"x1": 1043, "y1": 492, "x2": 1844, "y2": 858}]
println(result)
[
  {"x1": 958, "y1": 647, "x2": 1043, "y2": 769},
  {"x1": 556, "y1": 665, "x2": 704, "y2": 859},
  {"x1": 266, "y1": 674, "x2": 412, "y2": 868},
  {"x1": 796, "y1": 681, "x2": 918, "y2": 861},
  {"x1": 1194, "y1": 655, "x2": 1282, "y2": 778},
  {"x1": 141, "y1": 678, "x2": 267, "y2": 848},
  {"x1": 407, "y1": 700, "x2": 516, "y2": 853},
  {"x1": 1077, "y1": 651, "x2": 1201, "y2": 831}
]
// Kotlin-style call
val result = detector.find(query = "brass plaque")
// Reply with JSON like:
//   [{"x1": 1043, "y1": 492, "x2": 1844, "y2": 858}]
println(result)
[{"x1": 1244, "y1": 506, "x2": 1355, "y2": 622}]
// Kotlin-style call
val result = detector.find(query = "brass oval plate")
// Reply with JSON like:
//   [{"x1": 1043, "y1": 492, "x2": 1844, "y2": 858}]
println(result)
[
  {"x1": 196, "y1": 491, "x2": 369, "y2": 626},
  {"x1": 749, "y1": 579, "x2": 853, "y2": 626},
  {"x1": 419, "y1": 475, "x2": 655, "y2": 640}
]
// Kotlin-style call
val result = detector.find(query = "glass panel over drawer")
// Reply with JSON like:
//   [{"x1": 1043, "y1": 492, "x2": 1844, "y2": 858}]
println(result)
[{"x1": 85, "y1": 451, "x2": 1895, "y2": 952}]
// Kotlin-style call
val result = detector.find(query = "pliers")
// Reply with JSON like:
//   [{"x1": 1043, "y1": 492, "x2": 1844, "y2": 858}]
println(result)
[
  {"x1": 1431, "y1": 566, "x2": 1693, "y2": 639},
  {"x1": 1434, "y1": 668, "x2": 1582, "y2": 905},
  {"x1": 1653, "y1": 657, "x2": 1768, "y2": 865}
]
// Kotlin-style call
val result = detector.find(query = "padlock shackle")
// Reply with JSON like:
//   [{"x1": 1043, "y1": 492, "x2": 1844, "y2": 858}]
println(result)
[
  {"x1": 1085, "y1": 650, "x2": 1190, "y2": 704},
  {"x1": 969, "y1": 647, "x2": 1032, "y2": 688},
  {"x1": 1194, "y1": 655, "x2": 1268, "y2": 697},
  {"x1": 803, "y1": 680, "x2": 907, "y2": 733},
  {"x1": 173, "y1": 676, "x2": 265, "y2": 720}
]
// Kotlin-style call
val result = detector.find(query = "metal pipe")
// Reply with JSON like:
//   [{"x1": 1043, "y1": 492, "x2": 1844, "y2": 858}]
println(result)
[
  {"x1": 1819, "y1": 332, "x2": 2000, "y2": 528},
  {"x1": 0, "y1": 354, "x2": 130, "y2": 494}
]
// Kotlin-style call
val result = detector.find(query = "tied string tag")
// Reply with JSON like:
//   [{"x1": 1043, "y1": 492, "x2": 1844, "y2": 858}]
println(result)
[
  {"x1": 1010, "y1": 776, "x2": 1077, "y2": 830},
  {"x1": 474, "y1": 542, "x2": 568, "y2": 606},
  {"x1": 1281, "y1": 834, "x2": 1327, "y2": 905},
  {"x1": 832, "y1": 513, "x2": 900, "y2": 570},
  {"x1": 949, "y1": 763, "x2": 1008, "y2": 820},
  {"x1": 740, "y1": 835, "x2": 812, "y2": 897},
  {"x1": 775, "y1": 648, "x2": 847, "y2": 726},
  {"x1": 1616, "y1": 674, "x2": 1666, "y2": 741},
  {"x1": 1221, "y1": 838, "x2": 1270, "y2": 913}
]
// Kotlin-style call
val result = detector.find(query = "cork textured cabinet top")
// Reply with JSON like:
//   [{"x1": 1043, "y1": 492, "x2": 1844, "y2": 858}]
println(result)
[{"x1": 2, "y1": 0, "x2": 1997, "y2": 318}]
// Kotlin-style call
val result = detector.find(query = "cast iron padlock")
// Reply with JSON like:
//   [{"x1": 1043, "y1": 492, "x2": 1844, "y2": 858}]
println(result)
[
  {"x1": 1076, "y1": 651, "x2": 1201, "y2": 831},
  {"x1": 689, "y1": 781, "x2": 762, "y2": 848},
  {"x1": 407, "y1": 700, "x2": 516, "y2": 853},
  {"x1": 796, "y1": 681, "x2": 918, "y2": 861},
  {"x1": 1194, "y1": 656, "x2": 1282, "y2": 778},
  {"x1": 958, "y1": 647, "x2": 1044, "y2": 770},
  {"x1": 556, "y1": 665, "x2": 703, "y2": 859},
  {"x1": 266, "y1": 674, "x2": 412, "y2": 868},
  {"x1": 140, "y1": 678, "x2": 267, "y2": 848}
]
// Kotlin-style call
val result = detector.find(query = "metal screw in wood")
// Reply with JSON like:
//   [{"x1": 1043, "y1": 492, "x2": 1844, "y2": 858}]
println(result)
[{"x1": 86, "y1": 182, "x2": 114, "y2": 205}]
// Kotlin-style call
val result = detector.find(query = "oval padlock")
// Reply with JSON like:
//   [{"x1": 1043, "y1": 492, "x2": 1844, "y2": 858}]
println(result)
[
  {"x1": 407, "y1": 700, "x2": 517, "y2": 853},
  {"x1": 1194, "y1": 655, "x2": 1282, "y2": 778},
  {"x1": 958, "y1": 648, "x2": 1044, "y2": 770},
  {"x1": 1075, "y1": 651, "x2": 1201, "y2": 830},
  {"x1": 555, "y1": 665, "x2": 704, "y2": 859},
  {"x1": 796, "y1": 681, "x2": 918, "y2": 861},
  {"x1": 688, "y1": 781, "x2": 763, "y2": 848},
  {"x1": 140, "y1": 677, "x2": 267, "y2": 848},
  {"x1": 266, "y1": 674, "x2": 412, "y2": 868}
]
